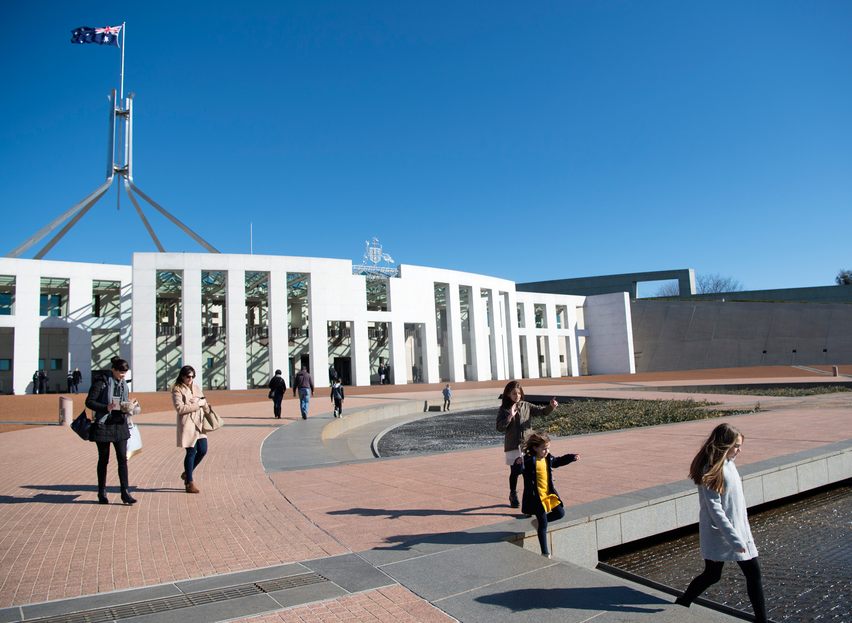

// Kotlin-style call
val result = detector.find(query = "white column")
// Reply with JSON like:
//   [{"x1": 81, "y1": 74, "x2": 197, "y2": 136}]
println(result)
[
  {"x1": 67, "y1": 276, "x2": 93, "y2": 386},
  {"x1": 423, "y1": 318, "x2": 439, "y2": 384},
  {"x1": 226, "y1": 268, "x2": 248, "y2": 390},
  {"x1": 350, "y1": 320, "x2": 370, "y2": 386},
  {"x1": 306, "y1": 277, "x2": 329, "y2": 384},
  {"x1": 13, "y1": 270, "x2": 40, "y2": 395},
  {"x1": 118, "y1": 278, "x2": 133, "y2": 367},
  {"x1": 486, "y1": 289, "x2": 507, "y2": 380},
  {"x1": 469, "y1": 286, "x2": 490, "y2": 381},
  {"x1": 182, "y1": 268, "x2": 203, "y2": 388},
  {"x1": 388, "y1": 319, "x2": 406, "y2": 385},
  {"x1": 504, "y1": 290, "x2": 521, "y2": 379},
  {"x1": 130, "y1": 264, "x2": 158, "y2": 392},
  {"x1": 545, "y1": 304, "x2": 561, "y2": 378},
  {"x1": 446, "y1": 283, "x2": 465, "y2": 382},
  {"x1": 268, "y1": 270, "x2": 289, "y2": 382},
  {"x1": 521, "y1": 302, "x2": 539, "y2": 379}
]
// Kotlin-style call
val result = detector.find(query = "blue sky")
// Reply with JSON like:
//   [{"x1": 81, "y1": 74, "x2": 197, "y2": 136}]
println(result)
[{"x1": 1, "y1": 1, "x2": 850, "y2": 294}]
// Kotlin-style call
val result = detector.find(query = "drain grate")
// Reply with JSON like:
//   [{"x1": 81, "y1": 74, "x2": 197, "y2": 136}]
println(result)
[{"x1": 26, "y1": 572, "x2": 328, "y2": 623}]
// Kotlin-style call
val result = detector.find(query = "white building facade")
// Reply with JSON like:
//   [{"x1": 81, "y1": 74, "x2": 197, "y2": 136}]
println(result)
[{"x1": 0, "y1": 253, "x2": 635, "y2": 395}]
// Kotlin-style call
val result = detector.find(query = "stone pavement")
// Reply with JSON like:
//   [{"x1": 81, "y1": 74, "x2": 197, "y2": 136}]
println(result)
[{"x1": 0, "y1": 365, "x2": 850, "y2": 622}]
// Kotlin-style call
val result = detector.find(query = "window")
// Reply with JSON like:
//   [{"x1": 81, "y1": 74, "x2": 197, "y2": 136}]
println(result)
[
  {"x1": 40, "y1": 294, "x2": 63, "y2": 317},
  {"x1": 207, "y1": 358, "x2": 213, "y2": 368},
  {"x1": 0, "y1": 359, "x2": 10, "y2": 371},
  {"x1": 38, "y1": 359, "x2": 45, "y2": 369},
  {"x1": 51, "y1": 359, "x2": 63, "y2": 371},
  {"x1": 0, "y1": 275, "x2": 14, "y2": 315}
]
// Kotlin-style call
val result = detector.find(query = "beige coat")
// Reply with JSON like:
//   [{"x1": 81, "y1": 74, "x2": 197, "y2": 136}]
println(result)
[{"x1": 174, "y1": 383, "x2": 208, "y2": 448}]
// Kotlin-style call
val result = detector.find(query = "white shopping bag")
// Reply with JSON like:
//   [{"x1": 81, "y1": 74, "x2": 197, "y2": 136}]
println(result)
[{"x1": 126, "y1": 417, "x2": 143, "y2": 459}]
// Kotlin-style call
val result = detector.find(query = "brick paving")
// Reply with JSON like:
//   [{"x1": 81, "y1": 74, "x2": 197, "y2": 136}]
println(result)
[
  {"x1": 0, "y1": 366, "x2": 850, "y2": 620},
  {"x1": 233, "y1": 586, "x2": 456, "y2": 623}
]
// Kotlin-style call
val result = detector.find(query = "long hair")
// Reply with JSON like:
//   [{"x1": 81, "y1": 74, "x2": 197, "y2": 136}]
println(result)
[
  {"x1": 501, "y1": 380, "x2": 524, "y2": 409},
  {"x1": 689, "y1": 423, "x2": 743, "y2": 494},
  {"x1": 522, "y1": 431, "x2": 551, "y2": 456},
  {"x1": 171, "y1": 365, "x2": 196, "y2": 392}
]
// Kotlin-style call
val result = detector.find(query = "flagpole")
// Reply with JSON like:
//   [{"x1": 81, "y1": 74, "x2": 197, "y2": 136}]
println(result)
[{"x1": 120, "y1": 22, "x2": 126, "y2": 100}]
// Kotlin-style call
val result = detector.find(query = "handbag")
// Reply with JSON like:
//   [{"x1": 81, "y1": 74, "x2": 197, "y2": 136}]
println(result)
[
  {"x1": 71, "y1": 410, "x2": 92, "y2": 441},
  {"x1": 202, "y1": 405, "x2": 224, "y2": 433},
  {"x1": 268, "y1": 389, "x2": 275, "y2": 399},
  {"x1": 126, "y1": 417, "x2": 143, "y2": 458}
]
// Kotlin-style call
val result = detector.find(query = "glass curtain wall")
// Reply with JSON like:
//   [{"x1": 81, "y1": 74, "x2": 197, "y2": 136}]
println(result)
[
  {"x1": 156, "y1": 271, "x2": 182, "y2": 391},
  {"x1": 245, "y1": 272, "x2": 269, "y2": 388},
  {"x1": 201, "y1": 271, "x2": 227, "y2": 390}
]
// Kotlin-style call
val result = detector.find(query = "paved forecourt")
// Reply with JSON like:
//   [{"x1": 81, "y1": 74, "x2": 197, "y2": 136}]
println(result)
[{"x1": 0, "y1": 365, "x2": 849, "y2": 623}]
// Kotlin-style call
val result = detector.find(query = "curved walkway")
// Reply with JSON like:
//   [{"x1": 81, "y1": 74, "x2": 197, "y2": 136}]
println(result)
[{"x1": 0, "y1": 366, "x2": 850, "y2": 622}]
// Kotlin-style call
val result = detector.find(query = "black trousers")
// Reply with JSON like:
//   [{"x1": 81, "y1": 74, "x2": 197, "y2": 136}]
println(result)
[
  {"x1": 535, "y1": 506, "x2": 565, "y2": 555},
  {"x1": 681, "y1": 557, "x2": 767, "y2": 623},
  {"x1": 96, "y1": 441, "x2": 129, "y2": 492}
]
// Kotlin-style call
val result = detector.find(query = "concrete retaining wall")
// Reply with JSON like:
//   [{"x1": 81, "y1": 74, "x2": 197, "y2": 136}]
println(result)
[{"x1": 503, "y1": 439, "x2": 852, "y2": 568}]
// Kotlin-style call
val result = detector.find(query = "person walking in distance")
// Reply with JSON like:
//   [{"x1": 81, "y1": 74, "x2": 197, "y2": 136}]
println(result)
[
  {"x1": 495, "y1": 380, "x2": 558, "y2": 509},
  {"x1": 292, "y1": 366, "x2": 314, "y2": 419},
  {"x1": 675, "y1": 423, "x2": 768, "y2": 622},
  {"x1": 330, "y1": 379, "x2": 344, "y2": 417},
  {"x1": 442, "y1": 384, "x2": 451, "y2": 411},
  {"x1": 72, "y1": 367, "x2": 83, "y2": 394},
  {"x1": 268, "y1": 369, "x2": 287, "y2": 419}
]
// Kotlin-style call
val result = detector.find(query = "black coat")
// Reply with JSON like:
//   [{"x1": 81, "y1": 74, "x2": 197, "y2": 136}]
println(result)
[
  {"x1": 85, "y1": 371, "x2": 130, "y2": 443},
  {"x1": 268, "y1": 375, "x2": 287, "y2": 395},
  {"x1": 512, "y1": 453, "x2": 577, "y2": 516}
]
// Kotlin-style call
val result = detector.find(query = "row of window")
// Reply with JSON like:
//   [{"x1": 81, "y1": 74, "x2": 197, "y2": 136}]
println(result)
[{"x1": 0, "y1": 358, "x2": 62, "y2": 371}]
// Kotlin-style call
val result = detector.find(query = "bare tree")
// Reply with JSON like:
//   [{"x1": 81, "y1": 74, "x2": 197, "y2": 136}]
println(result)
[
  {"x1": 696, "y1": 273, "x2": 745, "y2": 294},
  {"x1": 837, "y1": 269, "x2": 852, "y2": 286},
  {"x1": 653, "y1": 273, "x2": 745, "y2": 297},
  {"x1": 653, "y1": 281, "x2": 681, "y2": 297}
]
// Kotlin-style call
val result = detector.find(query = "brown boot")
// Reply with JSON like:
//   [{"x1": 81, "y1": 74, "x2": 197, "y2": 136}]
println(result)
[{"x1": 185, "y1": 481, "x2": 200, "y2": 494}]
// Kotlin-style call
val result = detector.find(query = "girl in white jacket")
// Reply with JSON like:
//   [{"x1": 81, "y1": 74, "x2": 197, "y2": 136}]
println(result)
[{"x1": 676, "y1": 423, "x2": 767, "y2": 622}]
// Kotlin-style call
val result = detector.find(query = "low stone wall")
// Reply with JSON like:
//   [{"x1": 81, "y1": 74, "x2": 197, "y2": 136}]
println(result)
[
  {"x1": 502, "y1": 439, "x2": 852, "y2": 568},
  {"x1": 321, "y1": 394, "x2": 501, "y2": 440}
]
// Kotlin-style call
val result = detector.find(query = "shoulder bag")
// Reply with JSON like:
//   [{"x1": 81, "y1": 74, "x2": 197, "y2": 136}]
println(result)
[
  {"x1": 71, "y1": 410, "x2": 92, "y2": 440},
  {"x1": 202, "y1": 404, "x2": 224, "y2": 433}
]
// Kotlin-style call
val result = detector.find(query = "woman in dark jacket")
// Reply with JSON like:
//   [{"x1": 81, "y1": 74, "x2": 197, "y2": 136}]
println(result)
[{"x1": 86, "y1": 357, "x2": 137, "y2": 505}]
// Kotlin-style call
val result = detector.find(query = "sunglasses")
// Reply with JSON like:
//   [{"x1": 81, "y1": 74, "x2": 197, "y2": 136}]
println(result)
[{"x1": 185, "y1": 374, "x2": 195, "y2": 379}]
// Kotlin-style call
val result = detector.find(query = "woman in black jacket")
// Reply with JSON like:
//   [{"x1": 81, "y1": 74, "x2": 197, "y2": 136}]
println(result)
[{"x1": 86, "y1": 357, "x2": 137, "y2": 505}]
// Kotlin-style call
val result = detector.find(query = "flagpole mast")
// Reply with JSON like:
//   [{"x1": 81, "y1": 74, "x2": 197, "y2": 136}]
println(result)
[{"x1": 120, "y1": 22, "x2": 126, "y2": 100}]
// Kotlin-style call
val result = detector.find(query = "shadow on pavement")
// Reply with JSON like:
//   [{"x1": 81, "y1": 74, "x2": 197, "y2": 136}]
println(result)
[{"x1": 474, "y1": 585, "x2": 668, "y2": 613}]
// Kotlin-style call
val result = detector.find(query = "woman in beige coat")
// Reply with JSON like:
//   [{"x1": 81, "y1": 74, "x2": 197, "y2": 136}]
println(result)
[{"x1": 173, "y1": 365, "x2": 208, "y2": 494}]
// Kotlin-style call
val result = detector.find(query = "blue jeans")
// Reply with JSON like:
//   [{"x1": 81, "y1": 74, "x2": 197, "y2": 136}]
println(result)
[
  {"x1": 298, "y1": 389, "x2": 310, "y2": 417},
  {"x1": 184, "y1": 438, "x2": 208, "y2": 483}
]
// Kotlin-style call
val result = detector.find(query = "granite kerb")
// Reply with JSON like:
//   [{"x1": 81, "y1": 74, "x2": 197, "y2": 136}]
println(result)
[{"x1": 497, "y1": 439, "x2": 852, "y2": 569}]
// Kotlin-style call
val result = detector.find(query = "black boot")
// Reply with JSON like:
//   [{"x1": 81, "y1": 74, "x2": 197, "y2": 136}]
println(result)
[
  {"x1": 674, "y1": 596, "x2": 690, "y2": 608},
  {"x1": 97, "y1": 489, "x2": 109, "y2": 504},
  {"x1": 120, "y1": 488, "x2": 137, "y2": 505}
]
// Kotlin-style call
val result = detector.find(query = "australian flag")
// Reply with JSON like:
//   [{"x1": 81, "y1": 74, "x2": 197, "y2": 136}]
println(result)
[{"x1": 71, "y1": 26, "x2": 122, "y2": 47}]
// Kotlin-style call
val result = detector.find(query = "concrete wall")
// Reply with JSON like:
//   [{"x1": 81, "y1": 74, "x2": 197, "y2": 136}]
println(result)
[
  {"x1": 631, "y1": 299, "x2": 852, "y2": 372},
  {"x1": 664, "y1": 284, "x2": 852, "y2": 305},
  {"x1": 518, "y1": 269, "x2": 695, "y2": 299}
]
